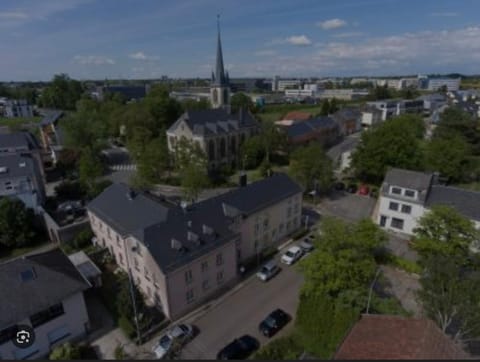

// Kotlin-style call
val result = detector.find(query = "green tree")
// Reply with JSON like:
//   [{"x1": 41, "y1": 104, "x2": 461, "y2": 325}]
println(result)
[
  {"x1": 418, "y1": 255, "x2": 480, "y2": 345},
  {"x1": 136, "y1": 136, "x2": 170, "y2": 186},
  {"x1": 329, "y1": 98, "x2": 338, "y2": 114},
  {"x1": 368, "y1": 85, "x2": 392, "y2": 100},
  {"x1": 319, "y1": 99, "x2": 330, "y2": 116},
  {"x1": 253, "y1": 335, "x2": 302, "y2": 360},
  {"x1": 412, "y1": 205, "x2": 479, "y2": 264},
  {"x1": 259, "y1": 120, "x2": 286, "y2": 163},
  {"x1": 79, "y1": 148, "x2": 104, "y2": 193},
  {"x1": 49, "y1": 342, "x2": 81, "y2": 360},
  {"x1": 0, "y1": 198, "x2": 36, "y2": 248},
  {"x1": 289, "y1": 143, "x2": 333, "y2": 193},
  {"x1": 240, "y1": 135, "x2": 265, "y2": 169},
  {"x1": 425, "y1": 135, "x2": 473, "y2": 182},
  {"x1": 351, "y1": 114, "x2": 425, "y2": 183},
  {"x1": 38, "y1": 73, "x2": 83, "y2": 110},
  {"x1": 116, "y1": 276, "x2": 146, "y2": 320},
  {"x1": 231, "y1": 92, "x2": 255, "y2": 113},
  {"x1": 181, "y1": 98, "x2": 211, "y2": 111}
]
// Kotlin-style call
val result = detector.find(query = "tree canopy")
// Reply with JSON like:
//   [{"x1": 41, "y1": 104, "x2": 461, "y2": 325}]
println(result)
[
  {"x1": 49, "y1": 342, "x2": 81, "y2": 360},
  {"x1": 38, "y1": 74, "x2": 83, "y2": 110},
  {"x1": 231, "y1": 92, "x2": 255, "y2": 113},
  {"x1": 0, "y1": 198, "x2": 37, "y2": 248}
]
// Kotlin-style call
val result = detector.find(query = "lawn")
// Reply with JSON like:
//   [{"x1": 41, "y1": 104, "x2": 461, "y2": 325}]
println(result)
[
  {"x1": 0, "y1": 116, "x2": 42, "y2": 127},
  {"x1": 455, "y1": 182, "x2": 480, "y2": 192},
  {"x1": 0, "y1": 239, "x2": 52, "y2": 262}
]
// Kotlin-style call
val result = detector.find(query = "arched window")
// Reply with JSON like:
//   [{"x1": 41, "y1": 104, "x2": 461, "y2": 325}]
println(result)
[
  {"x1": 208, "y1": 140, "x2": 215, "y2": 161},
  {"x1": 220, "y1": 138, "x2": 226, "y2": 158},
  {"x1": 212, "y1": 89, "x2": 218, "y2": 104}
]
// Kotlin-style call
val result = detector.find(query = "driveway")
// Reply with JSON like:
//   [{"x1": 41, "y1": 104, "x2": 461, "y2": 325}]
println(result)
[
  {"x1": 315, "y1": 191, "x2": 377, "y2": 222},
  {"x1": 140, "y1": 250, "x2": 305, "y2": 360}
]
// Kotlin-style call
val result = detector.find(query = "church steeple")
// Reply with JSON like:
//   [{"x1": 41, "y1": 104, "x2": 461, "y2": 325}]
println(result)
[{"x1": 213, "y1": 14, "x2": 228, "y2": 86}]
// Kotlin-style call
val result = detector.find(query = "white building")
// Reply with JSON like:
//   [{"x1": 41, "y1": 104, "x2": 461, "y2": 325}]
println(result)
[
  {"x1": 0, "y1": 249, "x2": 90, "y2": 360},
  {"x1": 427, "y1": 78, "x2": 461, "y2": 92},
  {"x1": 285, "y1": 89, "x2": 316, "y2": 98},
  {"x1": 361, "y1": 107, "x2": 383, "y2": 128},
  {"x1": 318, "y1": 89, "x2": 369, "y2": 101},
  {"x1": 377, "y1": 168, "x2": 480, "y2": 237},
  {"x1": 3, "y1": 100, "x2": 34, "y2": 118},
  {"x1": 276, "y1": 79, "x2": 302, "y2": 91}
]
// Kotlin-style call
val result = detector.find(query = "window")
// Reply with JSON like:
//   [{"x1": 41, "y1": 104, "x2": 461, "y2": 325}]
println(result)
[
  {"x1": 216, "y1": 253, "x2": 223, "y2": 266},
  {"x1": 401, "y1": 204, "x2": 412, "y2": 214},
  {"x1": 144, "y1": 267, "x2": 150, "y2": 280},
  {"x1": 263, "y1": 218, "x2": 269, "y2": 230},
  {"x1": 404, "y1": 189, "x2": 415, "y2": 198},
  {"x1": 30, "y1": 303, "x2": 64, "y2": 327},
  {"x1": 107, "y1": 227, "x2": 111, "y2": 239},
  {"x1": 202, "y1": 280, "x2": 210, "y2": 291},
  {"x1": 279, "y1": 223, "x2": 284, "y2": 233},
  {"x1": 254, "y1": 223, "x2": 260, "y2": 236},
  {"x1": 389, "y1": 202, "x2": 399, "y2": 211},
  {"x1": 147, "y1": 287, "x2": 152, "y2": 298},
  {"x1": 185, "y1": 270, "x2": 193, "y2": 284},
  {"x1": 201, "y1": 261, "x2": 208, "y2": 272},
  {"x1": 186, "y1": 289, "x2": 194, "y2": 304},
  {"x1": 287, "y1": 221, "x2": 291, "y2": 231},
  {"x1": 391, "y1": 218, "x2": 404, "y2": 230},
  {"x1": 217, "y1": 271, "x2": 224, "y2": 284},
  {"x1": 287, "y1": 207, "x2": 292, "y2": 218},
  {"x1": 153, "y1": 274, "x2": 159, "y2": 288},
  {"x1": 391, "y1": 187, "x2": 402, "y2": 195},
  {"x1": 118, "y1": 253, "x2": 124, "y2": 265},
  {"x1": 294, "y1": 203, "x2": 299, "y2": 213},
  {"x1": 254, "y1": 240, "x2": 259, "y2": 250},
  {"x1": 116, "y1": 235, "x2": 121, "y2": 246},
  {"x1": 133, "y1": 258, "x2": 139, "y2": 271}
]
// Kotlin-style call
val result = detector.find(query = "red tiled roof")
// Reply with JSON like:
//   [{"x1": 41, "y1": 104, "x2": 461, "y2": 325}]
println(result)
[
  {"x1": 281, "y1": 111, "x2": 313, "y2": 121},
  {"x1": 334, "y1": 314, "x2": 469, "y2": 360}
]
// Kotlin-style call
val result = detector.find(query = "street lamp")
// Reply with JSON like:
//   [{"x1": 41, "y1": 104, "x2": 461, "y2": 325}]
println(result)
[{"x1": 123, "y1": 240, "x2": 142, "y2": 344}]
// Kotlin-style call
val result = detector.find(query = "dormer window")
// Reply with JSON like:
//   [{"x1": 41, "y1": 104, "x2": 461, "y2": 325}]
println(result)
[
  {"x1": 391, "y1": 187, "x2": 401, "y2": 195},
  {"x1": 404, "y1": 189, "x2": 416, "y2": 198}
]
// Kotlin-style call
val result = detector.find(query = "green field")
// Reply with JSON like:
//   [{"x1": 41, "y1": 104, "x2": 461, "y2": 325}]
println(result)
[{"x1": 0, "y1": 116, "x2": 42, "y2": 128}]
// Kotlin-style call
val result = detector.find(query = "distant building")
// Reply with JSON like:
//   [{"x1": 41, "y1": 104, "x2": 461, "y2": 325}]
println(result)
[
  {"x1": 0, "y1": 248, "x2": 91, "y2": 360},
  {"x1": 284, "y1": 89, "x2": 316, "y2": 98},
  {"x1": 366, "y1": 100, "x2": 398, "y2": 121},
  {"x1": 88, "y1": 174, "x2": 303, "y2": 319},
  {"x1": 3, "y1": 99, "x2": 34, "y2": 118},
  {"x1": 284, "y1": 117, "x2": 339, "y2": 147},
  {"x1": 95, "y1": 85, "x2": 148, "y2": 102},
  {"x1": 318, "y1": 89, "x2": 369, "y2": 101},
  {"x1": 361, "y1": 107, "x2": 383, "y2": 128},
  {"x1": 271, "y1": 77, "x2": 302, "y2": 92},
  {"x1": 331, "y1": 108, "x2": 362, "y2": 136},
  {"x1": 426, "y1": 77, "x2": 461, "y2": 91},
  {"x1": 335, "y1": 314, "x2": 469, "y2": 360},
  {"x1": 377, "y1": 168, "x2": 480, "y2": 238},
  {"x1": 275, "y1": 111, "x2": 313, "y2": 126}
]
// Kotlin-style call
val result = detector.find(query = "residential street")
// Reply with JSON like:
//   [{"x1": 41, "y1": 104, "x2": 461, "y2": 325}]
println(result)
[{"x1": 139, "y1": 248, "x2": 305, "y2": 360}]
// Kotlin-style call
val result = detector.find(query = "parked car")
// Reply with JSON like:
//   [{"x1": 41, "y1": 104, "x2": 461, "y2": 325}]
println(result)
[
  {"x1": 258, "y1": 309, "x2": 291, "y2": 337},
  {"x1": 216, "y1": 335, "x2": 259, "y2": 360},
  {"x1": 256, "y1": 260, "x2": 280, "y2": 282},
  {"x1": 346, "y1": 184, "x2": 358, "y2": 193},
  {"x1": 152, "y1": 323, "x2": 194, "y2": 359},
  {"x1": 281, "y1": 246, "x2": 303, "y2": 265},
  {"x1": 299, "y1": 239, "x2": 314, "y2": 253},
  {"x1": 358, "y1": 184, "x2": 370, "y2": 196}
]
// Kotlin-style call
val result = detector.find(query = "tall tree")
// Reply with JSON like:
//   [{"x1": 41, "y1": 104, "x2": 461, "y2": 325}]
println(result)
[
  {"x1": 38, "y1": 73, "x2": 83, "y2": 110},
  {"x1": 0, "y1": 198, "x2": 36, "y2": 248},
  {"x1": 79, "y1": 148, "x2": 104, "y2": 193},
  {"x1": 240, "y1": 135, "x2": 265, "y2": 169},
  {"x1": 136, "y1": 136, "x2": 170, "y2": 186},
  {"x1": 351, "y1": 114, "x2": 425, "y2": 183},
  {"x1": 231, "y1": 92, "x2": 255, "y2": 113},
  {"x1": 320, "y1": 99, "x2": 330, "y2": 116},
  {"x1": 289, "y1": 143, "x2": 333, "y2": 193}
]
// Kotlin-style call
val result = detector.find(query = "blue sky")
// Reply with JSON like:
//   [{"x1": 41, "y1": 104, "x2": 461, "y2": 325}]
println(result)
[{"x1": 1, "y1": 0, "x2": 480, "y2": 81}]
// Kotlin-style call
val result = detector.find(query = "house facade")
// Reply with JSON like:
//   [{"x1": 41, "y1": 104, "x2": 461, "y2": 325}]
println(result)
[
  {"x1": 332, "y1": 108, "x2": 362, "y2": 136},
  {"x1": 87, "y1": 173, "x2": 303, "y2": 320},
  {"x1": 3, "y1": 99, "x2": 34, "y2": 118},
  {"x1": 377, "y1": 168, "x2": 480, "y2": 237},
  {"x1": 0, "y1": 249, "x2": 90, "y2": 360}
]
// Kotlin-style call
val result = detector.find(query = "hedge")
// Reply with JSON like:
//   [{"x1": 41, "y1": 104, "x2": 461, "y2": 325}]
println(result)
[{"x1": 252, "y1": 335, "x2": 303, "y2": 360}]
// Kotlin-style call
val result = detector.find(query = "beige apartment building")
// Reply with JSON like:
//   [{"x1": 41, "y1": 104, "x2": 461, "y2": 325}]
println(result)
[{"x1": 87, "y1": 173, "x2": 303, "y2": 320}]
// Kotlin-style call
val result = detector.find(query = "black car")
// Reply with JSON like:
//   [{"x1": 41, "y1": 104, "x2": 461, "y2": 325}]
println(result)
[
  {"x1": 216, "y1": 335, "x2": 259, "y2": 360},
  {"x1": 346, "y1": 184, "x2": 358, "y2": 193},
  {"x1": 258, "y1": 309, "x2": 290, "y2": 337}
]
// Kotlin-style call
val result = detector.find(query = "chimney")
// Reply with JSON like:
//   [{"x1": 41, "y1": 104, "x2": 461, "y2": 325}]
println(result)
[
  {"x1": 171, "y1": 238, "x2": 182, "y2": 250},
  {"x1": 239, "y1": 171, "x2": 247, "y2": 187}
]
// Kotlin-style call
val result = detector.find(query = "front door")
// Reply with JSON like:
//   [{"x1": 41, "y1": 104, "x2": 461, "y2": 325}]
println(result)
[{"x1": 380, "y1": 215, "x2": 387, "y2": 227}]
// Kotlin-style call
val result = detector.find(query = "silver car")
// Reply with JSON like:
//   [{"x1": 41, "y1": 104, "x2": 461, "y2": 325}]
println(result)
[{"x1": 152, "y1": 323, "x2": 194, "y2": 359}]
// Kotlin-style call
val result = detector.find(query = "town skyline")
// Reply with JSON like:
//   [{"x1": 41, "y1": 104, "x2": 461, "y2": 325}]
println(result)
[{"x1": 1, "y1": 0, "x2": 480, "y2": 81}]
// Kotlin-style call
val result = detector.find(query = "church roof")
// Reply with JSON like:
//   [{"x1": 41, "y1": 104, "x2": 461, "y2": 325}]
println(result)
[
  {"x1": 167, "y1": 108, "x2": 259, "y2": 136},
  {"x1": 211, "y1": 16, "x2": 228, "y2": 87}
]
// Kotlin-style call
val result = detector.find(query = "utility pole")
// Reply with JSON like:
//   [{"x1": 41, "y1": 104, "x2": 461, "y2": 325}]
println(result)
[{"x1": 123, "y1": 240, "x2": 142, "y2": 344}]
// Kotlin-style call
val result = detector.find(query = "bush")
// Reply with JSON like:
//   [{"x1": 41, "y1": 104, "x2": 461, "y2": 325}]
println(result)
[
  {"x1": 118, "y1": 315, "x2": 136, "y2": 339},
  {"x1": 253, "y1": 335, "x2": 303, "y2": 360},
  {"x1": 49, "y1": 342, "x2": 81, "y2": 360},
  {"x1": 72, "y1": 229, "x2": 94, "y2": 250},
  {"x1": 55, "y1": 181, "x2": 86, "y2": 201},
  {"x1": 382, "y1": 253, "x2": 422, "y2": 274}
]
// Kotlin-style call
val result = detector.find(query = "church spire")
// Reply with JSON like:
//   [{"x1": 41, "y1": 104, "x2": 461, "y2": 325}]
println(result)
[{"x1": 214, "y1": 14, "x2": 227, "y2": 86}]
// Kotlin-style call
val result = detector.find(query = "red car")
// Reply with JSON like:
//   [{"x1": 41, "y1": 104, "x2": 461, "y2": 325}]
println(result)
[{"x1": 358, "y1": 185, "x2": 370, "y2": 196}]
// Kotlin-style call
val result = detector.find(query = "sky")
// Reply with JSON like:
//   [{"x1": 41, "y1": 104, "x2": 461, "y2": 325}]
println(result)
[{"x1": 1, "y1": 0, "x2": 480, "y2": 81}]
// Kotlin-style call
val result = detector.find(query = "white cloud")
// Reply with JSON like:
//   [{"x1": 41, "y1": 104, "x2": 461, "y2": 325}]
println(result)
[
  {"x1": 0, "y1": 11, "x2": 29, "y2": 20},
  {"x1": 285, "y1": 35, "x2": 312, "y2": 46},
  {"x1": 73, "y1": 55, "x2": 115, "y2": 65},
  {"x1": 316, "y1": 18, "x2": 347, "y2": 30},
  {"x1": 129, "y1": 51, "x2": 160, "y2": 61},
  {"x1": 331, "y1": 32, "x2": 364, "y2": 38},
  {"x1": 254, "y1": 49, "x2": 277, "y2": 56},
  {"x1": 430, "y1": 12, "x2": 458, "y2": 17}
]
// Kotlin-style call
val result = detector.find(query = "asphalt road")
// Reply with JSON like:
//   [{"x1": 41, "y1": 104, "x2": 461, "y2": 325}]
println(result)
[{"x1": 177, "y1": 252, "x2": 305, "y2": 360}]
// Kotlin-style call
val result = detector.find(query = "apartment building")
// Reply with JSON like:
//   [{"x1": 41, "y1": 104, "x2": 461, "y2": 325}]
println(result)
[
  {"x1": 426, "y1": 78, "x2": 461, "y2": 92},
  {"x1": 377, "y1": 168, "x2": 480, "y2": 236},
  {"x1": 3, "y1": 99, "x2": 34, "y2": 118},
  {"x1": 87, "y1": 173, "x2": 303, "y2": 320},
  {"x1": 0, "y1": 249, "x2": 90, "y2": 360}
]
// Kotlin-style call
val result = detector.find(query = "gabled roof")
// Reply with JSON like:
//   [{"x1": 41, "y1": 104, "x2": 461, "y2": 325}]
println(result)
[
  {"x1": 384, "y1": 168, "x2": 433, "y2": 191},
  {"x1": 0, "y1": 131, "x2": 40, "y2": 151},
  {"x1": 168, "y1": 108, "x2": 258, "y2": 136},
  {"x1": 286, "y1": 116, "x2": 337, "y2": 138},
  {"x1": 40, "y1": 110, "x2": 63, "y2": 127},
  {"x1": 0, "y1": 248, "x2": 90, "y2": 329},
  {"x1": 335, "y1": 314, "x2": 469, "y2": 360},
  {"x1": 426, "y1": 185, "x2": 480, "y2": 222},
  {"x1": 87, "y1": 183, "x2": 171, "y2": 236},
  {"x1": 282, "y1": 111, "x2": 313, "y2": 121}
]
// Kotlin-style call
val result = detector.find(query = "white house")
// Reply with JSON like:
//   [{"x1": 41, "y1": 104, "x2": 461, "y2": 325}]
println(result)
[{"x1": 377, "y1": 168, "x2": 480, "y2": 238}]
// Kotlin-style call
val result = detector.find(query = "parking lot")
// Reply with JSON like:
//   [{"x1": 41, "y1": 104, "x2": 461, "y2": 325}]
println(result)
[{"x1": 315, "y1": 190, "x2": 377, "y2": 222}]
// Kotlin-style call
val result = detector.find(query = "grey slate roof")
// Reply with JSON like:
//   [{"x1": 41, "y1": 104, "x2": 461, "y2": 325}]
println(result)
[
  {"x1": 87, "y1": 183, "x2": 171, "y2": 236},
  {"x1": 384, "y1": 168, "x2": 433, "y2": 191},
  {"x1": 426, "y1": 185, "x2": 480, "y2": 222},
  {"x1": 91, "y1": 173, "x2": 302, "y2": 273},
  {"x1": 0, "y1": 248, "x2": 90, "y2": 329},
  {"x1": 286, "y1": 117, "x2": 337, "y2": 138},
  {"x1": 39, "y1": 110, "x2": 63, "y2": 127},
  {"x1": 0, "y1": 131, "x2": 39, "y2": 151},
  {"x1": 168, "y1": 108, "x2": 258, "y2": 136},
  {"x1": 0, "y1": 154, "x2": 35, "y2": 179}
]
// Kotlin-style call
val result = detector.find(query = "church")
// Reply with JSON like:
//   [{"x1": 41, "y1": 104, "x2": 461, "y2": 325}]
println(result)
[{"x1": 166, "y1": 19, "x2": 260, "y2": 171}]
